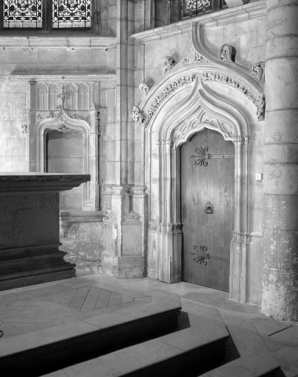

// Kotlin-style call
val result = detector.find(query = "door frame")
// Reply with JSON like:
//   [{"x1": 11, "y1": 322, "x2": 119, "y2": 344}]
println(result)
[{"x1": 144, "y1": 75, "x2": 252, "y2": 303}]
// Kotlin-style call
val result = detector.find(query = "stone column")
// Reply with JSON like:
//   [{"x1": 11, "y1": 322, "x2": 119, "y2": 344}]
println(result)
[{"x1": 262, "y1": 0, "x2": 298, "y2": 321}]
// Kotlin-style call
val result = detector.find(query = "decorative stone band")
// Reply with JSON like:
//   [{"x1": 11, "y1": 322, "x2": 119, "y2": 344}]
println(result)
[
  {"x1": 132, "y1": 74, "x2": 196, "y2": 126},
  {"x1": 199, "y1": 72, "x2": 265, "y2": 121},
  {"x1": 0, "y1": 173, "x2": 90, "y2": 192},
  {"x1": 132, "y1": 72, "x2": 265, "y2": 126}
]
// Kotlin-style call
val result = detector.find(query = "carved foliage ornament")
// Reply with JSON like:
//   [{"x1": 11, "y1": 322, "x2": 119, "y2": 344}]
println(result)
[
  {"x1": 163, "y1": 56, "x2": 176, "y2": 75},
  {"x1": 191, "y1": 146, "x2": 211, "y2": 166},
  {"x1": 191, "y1": 245, "x2": 209, "y2": 265},
  {"x1": 180, "y1": 45, "x2": 209, "y2": 66},
  {"x1": 133, "y1": 74, "x2": 195, "y2": 126},
  {"x1": 132, "y1": 105, "x2": 146, "y2": 124},
  {"x1": 250, "y1": 61, "x2": 265, "y2": 84}
]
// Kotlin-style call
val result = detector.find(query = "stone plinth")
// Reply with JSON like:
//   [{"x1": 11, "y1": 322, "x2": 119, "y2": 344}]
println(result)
[{"x1": 0, "y1": 173, "x2": 90, "y2": 291}]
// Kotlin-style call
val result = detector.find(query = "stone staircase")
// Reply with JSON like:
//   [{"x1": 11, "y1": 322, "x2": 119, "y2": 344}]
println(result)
[{"x1": 0, "y1": 290, "x2": 284, "y2": 377}]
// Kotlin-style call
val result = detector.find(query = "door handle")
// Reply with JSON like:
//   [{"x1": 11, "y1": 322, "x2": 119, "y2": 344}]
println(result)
[{"x1": 204, "y1": 201, "x2": 214, "y2": 214}]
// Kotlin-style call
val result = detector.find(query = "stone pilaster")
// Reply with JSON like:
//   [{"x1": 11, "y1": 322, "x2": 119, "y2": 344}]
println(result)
[{"x1": 262, "y1": 0, "x2": 298, "y2": 321}]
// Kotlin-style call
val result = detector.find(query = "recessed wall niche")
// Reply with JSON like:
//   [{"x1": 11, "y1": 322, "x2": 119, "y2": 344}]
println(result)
[
  {"x1": 45, "y1": 128, "x2": 84, "y2": 210},
  {"x1": 29, "y1": 78, "x2": 100, "y2": 212},
  {"x1": 27, "y1": 77, "x2": 105, "y2": 273}
]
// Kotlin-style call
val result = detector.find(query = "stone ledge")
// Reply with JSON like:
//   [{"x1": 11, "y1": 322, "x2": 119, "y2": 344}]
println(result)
[{"x1": 0, "y1": 173, "x2": 90, "y2": 192}]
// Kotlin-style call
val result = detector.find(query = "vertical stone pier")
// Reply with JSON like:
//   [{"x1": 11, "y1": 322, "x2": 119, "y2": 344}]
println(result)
[{"x1": 262, "y1": 0, "x2": 298, "y2": 321}]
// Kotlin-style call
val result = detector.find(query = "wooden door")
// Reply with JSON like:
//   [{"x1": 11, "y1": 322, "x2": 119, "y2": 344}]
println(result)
[{"x1": 181, "y1": 129, "x2": 234, "y2": 292}]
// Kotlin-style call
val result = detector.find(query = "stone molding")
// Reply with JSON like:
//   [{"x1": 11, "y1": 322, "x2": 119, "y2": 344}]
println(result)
[
  {"x1": 0, "y1": 36, "x2": 116, "y2": 48},
  {"x1": 133, "y1": 21, "x2": 265, "y2": 126},
  {"x1": 0, "y1": 173, "x2": 90, "y2": 192},
  {"x1": 133, "y1": 68, "x2": 264, "y2": 126},
  {"x1": 131, "y1": 1, "x2": 266, "y2": 43},
  {"x1": 143, "y1": 66, "x2": 251, "y2": 301}
]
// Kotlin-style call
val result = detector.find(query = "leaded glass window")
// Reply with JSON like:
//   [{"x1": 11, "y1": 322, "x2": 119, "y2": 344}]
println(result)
[
  {"x1": 182, "y1": 0, "x2": 226, "y2": 18},
  {"x1": 3, "y1": 0, "x2": 43, "y2": 28},
  {"x1": 2, "y1": 0, "x2": 92, "y2": 30},
  {"x1": 52, "y1": 0, "x2": 92, "y2": 29}
]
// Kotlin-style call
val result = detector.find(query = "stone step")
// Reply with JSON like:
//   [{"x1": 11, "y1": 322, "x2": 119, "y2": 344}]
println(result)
[
  {"x1": 0, "y1": 291, "x2": 181, "y2": 376},
  {"x1": 44, "y1": 308, "x2": 230, "y2": 377}
]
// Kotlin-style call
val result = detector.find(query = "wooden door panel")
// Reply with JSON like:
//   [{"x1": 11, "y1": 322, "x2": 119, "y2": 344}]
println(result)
[{"x1": 181, "y1": 129, "x2": 234, "y2": 291}]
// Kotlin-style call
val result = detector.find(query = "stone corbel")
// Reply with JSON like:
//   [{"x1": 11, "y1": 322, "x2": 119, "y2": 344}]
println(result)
[
  {"x1": 132, "y1": 105, "x2": 147, "y2": 125},
  {"x1": 139, "y1": 82, "x2": 151, "y2": 97},
  {"x1": 163, "y1": 55, "x2": 176, "y2": 75},
  {"x1": 250, "y1": 61, "x2": 265, "y2": 85},
  {"x1": 219, "y1": 44, "x2": 236, "y2": 63}
]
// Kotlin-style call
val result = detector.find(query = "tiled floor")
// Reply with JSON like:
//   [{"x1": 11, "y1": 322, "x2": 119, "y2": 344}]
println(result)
[{"x1": 0, "y1": 271, "x2": 297, "y2": 377}]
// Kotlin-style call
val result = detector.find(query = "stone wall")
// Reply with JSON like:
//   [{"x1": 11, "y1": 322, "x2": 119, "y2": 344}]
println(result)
[
  {"x1": 0, "y1": 0, "x2": 117, "y2": 272},
  {"x1": 131, "y1": 1, "x2": 267, "y2": 305}
]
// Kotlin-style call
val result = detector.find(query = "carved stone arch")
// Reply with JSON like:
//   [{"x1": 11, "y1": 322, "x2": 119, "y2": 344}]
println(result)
[
  {"x1": 144, "y1": 69, "x2": 251, "y2": 303},
  {"x1": 66, "y1": 82, "x2": 79, "y2": 111},
  {"x1": 38, "y1": 83, "x2": 49, "y2": 111},
  {"x1": 49, "y1": 83, "x2": 59, "y2": 111},
  {"x1": 78, "y1": 82, "x2": 90, "y2": 111}
]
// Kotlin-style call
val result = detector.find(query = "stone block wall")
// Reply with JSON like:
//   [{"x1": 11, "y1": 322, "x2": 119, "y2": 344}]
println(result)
[
  {"x1": 131, "y1": 1, "x2": 267, "y2": 305},
  {"x1": 0, "y1": 0, "x2": 117, "y2": 271}
]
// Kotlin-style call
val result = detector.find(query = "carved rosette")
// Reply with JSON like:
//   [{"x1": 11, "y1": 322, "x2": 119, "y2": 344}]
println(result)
[
  {"x1": 219, "y1": 44, "x2": 235, "y2": 63},
  {"x1": 250, "y1": 61, "x2": 265, "y2": 84}
]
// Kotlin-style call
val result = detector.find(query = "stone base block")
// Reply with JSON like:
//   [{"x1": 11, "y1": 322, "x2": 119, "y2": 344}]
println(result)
[
  {"x1": 101, "y1": 254, "x2": 145, "y2": 279},
  {"x1": 118, "y1": 256, "x2": 145, "y2": 279},
  {"x1": 0, "y1": 244, "x2": 76, "y2": 291},
  {"x1": 60, "y1": 211, "x2": 104, "y2": 273}
]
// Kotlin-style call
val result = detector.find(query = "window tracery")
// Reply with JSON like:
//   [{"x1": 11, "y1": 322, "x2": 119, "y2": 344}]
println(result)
[
  {"x1": 182, "y1": 0, "x2": 226, "y2": 18},
  {"x1": 3, "y1": 0, "x2": 42, "y2": 28},
  {"x1": 2, "y1": 0, "x2": 92, "y2": 29}
]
